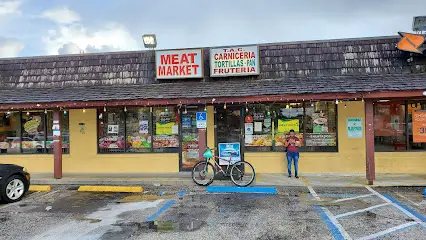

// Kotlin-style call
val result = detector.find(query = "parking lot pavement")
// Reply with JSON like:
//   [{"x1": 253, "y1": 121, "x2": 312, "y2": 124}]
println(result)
[{"x1": 1, "y1": 185, "x2": 426, "y2": 240}]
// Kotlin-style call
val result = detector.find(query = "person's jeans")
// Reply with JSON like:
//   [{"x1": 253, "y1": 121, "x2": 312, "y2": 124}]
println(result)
[{"x1": 286, "y1": 152, "x2": 299, "y2": 176}]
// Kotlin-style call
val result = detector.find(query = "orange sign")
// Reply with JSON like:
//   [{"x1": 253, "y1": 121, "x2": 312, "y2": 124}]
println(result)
[
  {"x1": 397, "y1": 32, "x2": 425, "y2": 54},
  {"x1": 413, "y1": 111, "x2": 426, "y2": 143}
]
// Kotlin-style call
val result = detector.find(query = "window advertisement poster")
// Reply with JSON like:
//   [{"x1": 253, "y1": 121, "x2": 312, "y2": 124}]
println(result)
[
  {"x1": 107, "y1": 125, "x2": 119, "y2": 134},
  {"x1": 312, "y1": 113, "x2": 328, "y2": 133},
  {"x1": 413, "y1": 111, "x2": 426, "y2": 143},
  {"x1": 275, "y1": 133, "x2": 304, "y2": 147},
  {"x1": 182, "y1": 116, "x2": 192, "y2": 128},
  {"x1": 305, "y1": 133, "x2": 336, "y2": 146},
  {"x1": 218, "y1": 142, "x2": 241, "y2": 165},
  {"x1": 278, "y1": 119, "x2": 300, "y2": 133},
  {"x1": 139, "y1": 120, "x2": 149, "y2": 134},
  {"x1": 155, "y1": 49, "x2": 203, "y2": 79},
  {"x1": 246, "y1": 135, "x2": 273, "y2": 147},
  {"x1": 347, "y1": 117, "x2": 363, "y2": 138},
  {"x1": 99, "y1": 136, "x2": 125, "y2": 149},
  {"x1": 254, "y1": 122, "x2": 263, "y2": 132},
  {"x1": 210, "y1": 46, "x2": 260, "y2": 77},
  {"x1": 127, "y1": 136, "x2": 152, "y2": 149},
  {"x1": 245, "y1": 123, "x2": 253, "y2": 135},
  {"x1": 155, "y1": 122, "x2": 174, "y2": 135}
]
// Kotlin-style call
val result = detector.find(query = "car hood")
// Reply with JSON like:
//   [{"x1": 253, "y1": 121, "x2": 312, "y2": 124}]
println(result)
[{"x1": 0, "y1": 164, "x2": 23, "y2": 171}]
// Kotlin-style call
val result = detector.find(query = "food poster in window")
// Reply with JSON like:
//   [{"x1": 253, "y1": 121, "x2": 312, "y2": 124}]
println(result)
[
  {"x1": 99, "y1": 136, "x2": 125, "y2": 149},
  {"x1": 413, "y1": 111, "x2": 426, "y2": 143},
  {"x1": 154, "y1": 110, "x2": 179, "y2": 148},
  {"x1": 275, "y1": 133, "x2": 304, "y2": 147},
  {"x1": 22, "y1": 115, "x2": 44, "y2": 149},
  {"x1": 182, "y1": 133, "x2": 199, "y2": 169},
  {"x1": 312, "y1": 112, "x2": 328, "y2": 133},
  {"x1": 305, "y1": 133, "x2": 336, "y2": 146}
]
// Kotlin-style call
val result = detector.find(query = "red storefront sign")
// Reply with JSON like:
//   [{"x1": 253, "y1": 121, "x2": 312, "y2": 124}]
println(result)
[{"x1": 155, "y1": 49, "x2": 203, "y2": 79}]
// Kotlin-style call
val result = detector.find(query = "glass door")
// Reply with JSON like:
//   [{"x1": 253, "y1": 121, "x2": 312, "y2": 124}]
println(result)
[
  {"x1": 180, "y1": 106, "x2": 202, "y2": 171},
  {"x1": 215, "y1": 106, "x2": 243, "y2": 164}
]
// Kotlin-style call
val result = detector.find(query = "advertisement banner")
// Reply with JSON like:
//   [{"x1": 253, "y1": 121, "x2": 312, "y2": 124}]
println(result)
[
  {"x1": 413, "y1": 111, "x2": 426, "y2": 143},
  {"x1": 155, "y1": 122, "x2": 175, "y2": 135},
  {"x1": 139, "y1": 120, "x2": 149, "y2": 134},
  {"x1": 210, "y1": 46, "x2": 260, "y2": 77},
  {"x1": 155, "y1": 49, "x2": 203, "y2": 79},
  {"x1": 278, "y1": 119, "x2": 299, "y2": 133},
  {"x1": 218, "y1": 142, "x2": 241, "y2": 165},
  {"x1": 347, "y1": 117, "x2": 363, "y2": 138},
  {"x1": 312, "y1": 113, "x2": 328, "y2": 133},
  {"x1": 305, "y1": 133, "x2": 336, "y2": 146}
]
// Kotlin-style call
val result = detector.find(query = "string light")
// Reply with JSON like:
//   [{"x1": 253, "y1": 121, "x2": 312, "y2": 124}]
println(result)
[
  {"x1": 165, "y1": 107, "x2": 169, "y2": 112},
  {"x1": 26, "y1": 112, "x2": 30, "y2": 116},
  {"x1": 286, "y1": 104, "x2": 290, "y2": 109},
  {"x1": 204, "y1": 106, "x2": 207, "y2": 112},
  {"x1": 335, "y1": 99, "x2": 339, "y2": 104},
  {"x1": 83, "y1": 108, "x2": 86, "y2": 113},
  {"x1": 44, "y1": 109, "x2": 47, "y2": 114},
  {"x1": 104, "y1": 106, "x2": 107, "y2": 112},
  {"x1": 362, "y1": 97, "x2": 365, "y2": 102},
  {"x1": 183, "y1": 106, "x2": 188, "y2": 114},
  {"x1": 6, "y1": 111, "x2": 10, "y2": 115},
  {"x1": 64, "y1": 110, "x2": 67, "y2": 115},
  {"x1": 124, "y1": 106, "x2": 127, "y2": 112},
  {"x1": 223, "y1": 103, "x2": 227, "y2": 110}
]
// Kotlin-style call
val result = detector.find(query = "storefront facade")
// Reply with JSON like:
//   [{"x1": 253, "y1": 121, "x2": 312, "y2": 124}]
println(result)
[{"x1": 0, "y1": 35, "x2": 425, "y2": 183}]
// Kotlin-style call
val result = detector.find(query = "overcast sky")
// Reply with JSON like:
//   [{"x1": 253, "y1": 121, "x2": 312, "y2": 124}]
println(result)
[{"x1": 0, "y1": 0, "x2": 425, "y2": 58}]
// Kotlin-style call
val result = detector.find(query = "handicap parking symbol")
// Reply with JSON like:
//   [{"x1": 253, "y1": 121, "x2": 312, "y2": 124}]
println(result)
[{"x1": 196, "y1": 112, "x2": 207, "y2": 121}]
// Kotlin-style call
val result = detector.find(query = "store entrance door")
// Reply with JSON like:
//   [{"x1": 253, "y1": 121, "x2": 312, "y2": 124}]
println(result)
[
  {"x1": 215, "y1": 106, "x2": 244, "y2": 163},
  {"x1": 180, "y1": 106, "x2": 203, "y2": 171}
]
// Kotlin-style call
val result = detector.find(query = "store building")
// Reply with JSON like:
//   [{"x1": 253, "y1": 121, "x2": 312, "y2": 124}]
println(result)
[{"x1": 0, "y1": 35, "x2": 425, "y2": 184}]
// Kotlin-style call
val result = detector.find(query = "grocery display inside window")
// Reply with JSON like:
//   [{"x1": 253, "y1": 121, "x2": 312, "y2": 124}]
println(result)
[
  {"x1": 0, "y1": 112, "x2": 21, "y2": 154},
  {"x1": 126, "y1": 108, "x2": 152, "y2": 153},
  {"x1": 98, "y1": 108, "x2": 125, "y2": 152},
  {"x1": 274, "y1": 103, "x2": 304, "y2": 151},
  {"x1": 245, "y1": 104, "x2": 273, "y2": 152},
  {"x1": 153, "y1": 108, "x2": 179, "y2": 153},
  {"x1": 304, "y1": 102, "x2": 337, "y2": 152}
]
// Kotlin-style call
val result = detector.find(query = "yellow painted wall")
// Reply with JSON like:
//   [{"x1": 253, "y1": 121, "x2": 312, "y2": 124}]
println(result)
[
  {"x1": 376, "y1": 152, "x2": 426, "y2": 174},
  {"x1": 247, "y1": 101, "x2": 366, "y2": 173}
]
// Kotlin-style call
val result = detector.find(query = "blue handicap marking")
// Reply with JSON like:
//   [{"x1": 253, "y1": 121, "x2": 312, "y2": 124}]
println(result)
[{"x1": 196, "y1": 112, "x2": 207, "y2": 121}]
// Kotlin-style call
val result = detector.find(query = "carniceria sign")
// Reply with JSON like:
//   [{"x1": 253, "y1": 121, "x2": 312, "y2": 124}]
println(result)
[{"x1": 210, "y1": 46, "x2": 260, "y2": 77}]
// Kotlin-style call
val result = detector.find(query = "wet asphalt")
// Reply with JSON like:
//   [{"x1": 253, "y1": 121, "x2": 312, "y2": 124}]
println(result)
[{"x1": 1, "y1": 185, "x2": 426, "y2": 240}]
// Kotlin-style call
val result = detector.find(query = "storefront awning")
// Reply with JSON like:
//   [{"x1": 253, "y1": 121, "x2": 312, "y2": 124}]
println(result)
[{"x1": 0, "y1": 73, "x2": 425, "y2": 110}]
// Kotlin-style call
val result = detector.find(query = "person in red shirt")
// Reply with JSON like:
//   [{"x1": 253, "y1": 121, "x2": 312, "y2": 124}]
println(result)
[{"x1": 285, "y1": 129, "x2": 300, "y2": 178}]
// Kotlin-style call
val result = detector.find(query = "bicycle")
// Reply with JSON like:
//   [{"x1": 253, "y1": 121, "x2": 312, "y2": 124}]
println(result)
[{"x1": 191, "y1": 147, "x2": 256, "y2": 187}]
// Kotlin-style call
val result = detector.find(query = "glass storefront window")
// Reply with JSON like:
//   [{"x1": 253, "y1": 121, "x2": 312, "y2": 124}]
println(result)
[
  {"x1": 125, "y1": 107, "x2": 152, "y2": 153},
  {"x1": 21, "y1": 112, "x2": 46, "y2": 153},
  {"x1": 153, "y1": 107, "x2": 179, "y2": 153},
  {"x1": 304, "y1": 102, "x2": 338, "y2": 152},
  {"x1": 98, "y1": 108, "x2": 125, "y2": 153},
  {"x1": 408, "y1": 101, "x2": 426, "y2": 151},
  {"x1": 274, "y1": 103, "x2": 304, "y2": 152},
  {"x1": 374, "y1": 101, "x2": 406, "y2": 152},
  {"x1": 0, "y1": 112, "x2": 21, "y2": 154},
  {"x1": 245, "y1": 104, "x2": 273, "y2": 152},
  {"x1": 46, "y1": 111, "x2": 70, "y2": 154}
]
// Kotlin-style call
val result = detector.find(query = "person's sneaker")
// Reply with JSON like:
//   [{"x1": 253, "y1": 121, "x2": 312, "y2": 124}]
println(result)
[
  {"x1": 288, "y1": 175, "x2": 292, "y2": 178},
  {"x1": 295, "y1": 175, "x2": 299, "y2": 179}
]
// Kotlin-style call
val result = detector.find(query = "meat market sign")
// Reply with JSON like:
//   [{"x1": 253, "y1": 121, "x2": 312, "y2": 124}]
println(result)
[
  {"x1": 210, "y1": 45, "x2": 260, "y2": 77},
  {"x1": 155, "y1": 49, "x2": 203, "y2": 79}
]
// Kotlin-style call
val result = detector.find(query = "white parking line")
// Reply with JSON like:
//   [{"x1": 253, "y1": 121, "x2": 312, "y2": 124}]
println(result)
[
  {"x1": 308, "y1": 186, "x2": 320, "y2": 201},
  {"x1": 366, "y1": 186, "x2": 426, "y2": 228},
  {"x1": 334, "y1": 193, "x2": 375, "y2": 203},
  {"x1": 356, "y1": 222, "x2": 418, "y2": 240},
  {"x1": 335, "y1": 202, "x2": 391, "y2": 219},
  {"x1": 394, "y1": 192, "x2": 426, "y2": 206},
  {"x1": 308, "y1": 186, "x2": 353, "y2": 239}
]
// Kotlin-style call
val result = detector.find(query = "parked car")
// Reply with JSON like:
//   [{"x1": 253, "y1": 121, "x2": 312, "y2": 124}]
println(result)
[{"x1": 0, "y1": 164, "x2": 30, "y2": 203}]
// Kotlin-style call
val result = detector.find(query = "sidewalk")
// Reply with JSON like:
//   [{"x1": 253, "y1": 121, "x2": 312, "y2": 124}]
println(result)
[{"x1": 30, "y1": 172, "x2": 426, "y2": 187}]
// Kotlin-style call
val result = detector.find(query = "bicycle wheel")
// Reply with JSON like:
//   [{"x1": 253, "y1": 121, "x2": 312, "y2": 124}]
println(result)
[
  {"x1": 230, "y1": 161, "x2": 256, "y2": 187},
  {"x1": 192, "y1": 161, "x2": 216, "y2": 186}
]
